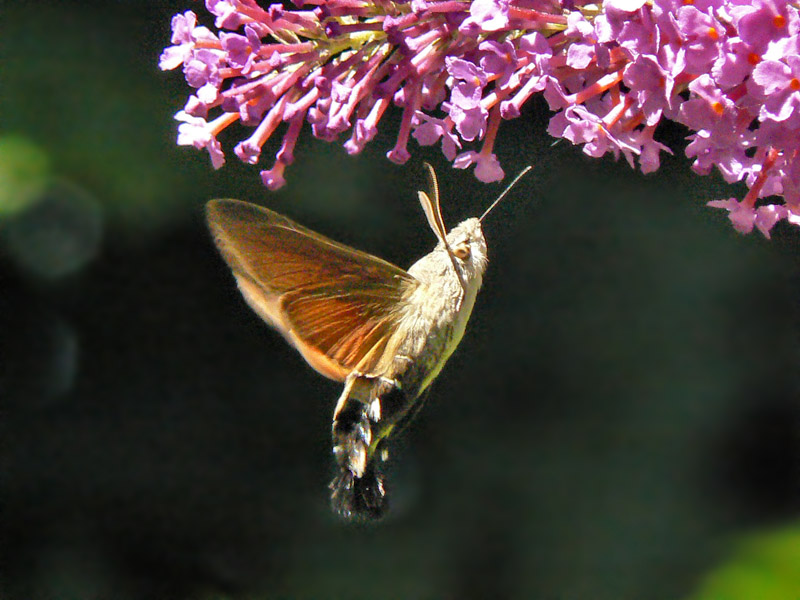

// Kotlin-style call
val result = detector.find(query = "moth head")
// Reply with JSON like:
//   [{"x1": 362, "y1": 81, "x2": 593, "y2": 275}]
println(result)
[{"x1": 446, "y1": 217, "x2": 487, "y2": 280}]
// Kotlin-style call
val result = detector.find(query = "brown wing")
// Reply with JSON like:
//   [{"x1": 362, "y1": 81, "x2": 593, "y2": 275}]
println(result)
[{"x1": 206, "y1": 199, "x2": 419, "y2": 381}]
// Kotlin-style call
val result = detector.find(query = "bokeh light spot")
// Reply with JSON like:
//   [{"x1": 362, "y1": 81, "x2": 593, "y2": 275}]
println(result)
[
  {"x1": 1, "y1": 180, "x2": 103, "y2": 280},
  {"x1": 0, "y1": 135, "x2": 51, "y2": 216}
]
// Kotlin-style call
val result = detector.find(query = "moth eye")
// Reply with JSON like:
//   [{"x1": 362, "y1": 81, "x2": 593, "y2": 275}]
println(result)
[{"x1": 454, "y1": 244, "x2": 470, "y2": 260}]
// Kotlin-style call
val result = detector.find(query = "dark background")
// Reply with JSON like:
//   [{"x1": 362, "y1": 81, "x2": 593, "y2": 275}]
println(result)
[{"x1": 2, "y1": 2, "x2": 800, "y2": 599}]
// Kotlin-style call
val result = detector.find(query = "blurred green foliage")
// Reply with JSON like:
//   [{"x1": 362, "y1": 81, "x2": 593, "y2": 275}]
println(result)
[
  {"x1": 0, "y1": 135, "x2": 51, "y2": 216},
  {"x1": 1, "y1": 2, "x2": 209, "y2": 232},
  {"x1": 687, "y1": 524, "x2": 800, "y2": 600}
]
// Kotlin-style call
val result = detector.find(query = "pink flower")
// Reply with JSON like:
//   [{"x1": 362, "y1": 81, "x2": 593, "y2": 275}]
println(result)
[
  {"x1": 175, "y1": 111, "x2": 226, "y2": 169},
  {"x1": 159, "y1": 0, "x2": 800, "y2": 238},
  {"x1": 462, "y1": 0, "x2": 510, "y2": 33},
  {"x1": 454, "y1": 150, "x2": 504, "y2": 182},
  {"x1": 707, "y1": 198, "x2": 788, "y2": 238},
  {"x1": 751, "y1": 55, "x2": 800, "y2": 125}
]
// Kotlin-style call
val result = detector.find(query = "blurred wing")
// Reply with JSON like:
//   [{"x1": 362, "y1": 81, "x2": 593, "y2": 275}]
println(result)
[{"x1": 206, "y1": 199, "x2": 419, "y2": 381}]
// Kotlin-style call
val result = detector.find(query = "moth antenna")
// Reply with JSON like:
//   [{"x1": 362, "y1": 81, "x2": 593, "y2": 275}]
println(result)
[
  {"x1": 479, "y1": 166, "x2": 533, "y2": 222},
  {"x1": 425, "y1": 162, "x2": 440, "y2": 213},
  {"x1": 420, "y1": 162, "x2": 448, "y2": 241},
  {"x1": 419, "y1": 162, "x2": 467, "y2": 292}
]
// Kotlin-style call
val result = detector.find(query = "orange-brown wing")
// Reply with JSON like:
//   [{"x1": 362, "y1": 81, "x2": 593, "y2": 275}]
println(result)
[{"x1": 206, "y1": 199, "x2": 419, "y2": 381}]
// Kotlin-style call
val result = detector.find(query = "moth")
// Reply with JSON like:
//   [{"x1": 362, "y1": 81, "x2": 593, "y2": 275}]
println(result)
[{"x1": 206, "y1": 164, "x2": 530, "y2": 520}]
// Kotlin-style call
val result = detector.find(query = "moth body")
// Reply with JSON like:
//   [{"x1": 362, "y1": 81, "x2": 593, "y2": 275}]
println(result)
[{"x1": 396, "y1": 217, "x2": 487, "y2": 398}]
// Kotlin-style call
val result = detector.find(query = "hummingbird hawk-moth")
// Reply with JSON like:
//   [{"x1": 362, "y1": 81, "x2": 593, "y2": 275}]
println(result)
[{"x1": 206, "y1": 164, "x2": 530, "y2": 520}]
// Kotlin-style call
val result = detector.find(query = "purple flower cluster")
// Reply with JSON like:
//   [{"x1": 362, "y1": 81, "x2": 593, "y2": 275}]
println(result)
[{"x1": 161, "y1": 0, "x2": 800, "y2": 237}]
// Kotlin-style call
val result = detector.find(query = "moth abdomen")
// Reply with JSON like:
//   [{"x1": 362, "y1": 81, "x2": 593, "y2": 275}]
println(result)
[
  {"x1": 330, "y1": 378, "x2": 415, "y2": 520},
  {"x1": 329, "y1": 458, "x2": 387, "y2": 521},
  {"x1": 331, "y1": 400, "x2": 372, "y2": 476},
  {"x1": 330, "y1": 395, "x2": 386, "y2": 519},
  {"x1": 328, "y1": 385, "x2": 428, "y2": 520}
]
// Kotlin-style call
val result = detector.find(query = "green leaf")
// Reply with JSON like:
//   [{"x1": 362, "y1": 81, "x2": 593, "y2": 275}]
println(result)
[{"x1": 686, "y1": 524, "x2": 800, "y2": 600}]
